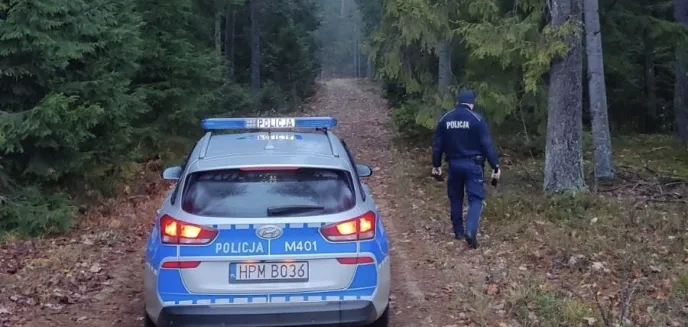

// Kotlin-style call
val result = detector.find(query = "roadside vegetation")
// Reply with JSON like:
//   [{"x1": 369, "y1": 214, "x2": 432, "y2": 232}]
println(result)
[
  {"x1": 0, "y1": 0, "x2": 321, "y2": 239},
  {"x1": 389, "y1": 133, "x2": 688, "y2": 325},
  {"x1": 351, "y1": 0, "x2": 688, "y2": 324}
]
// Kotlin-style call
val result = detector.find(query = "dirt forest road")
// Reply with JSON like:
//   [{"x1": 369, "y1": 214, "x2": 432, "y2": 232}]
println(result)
[{"x1": 1, "y1": 79, "x2": 500, "y2": 327}]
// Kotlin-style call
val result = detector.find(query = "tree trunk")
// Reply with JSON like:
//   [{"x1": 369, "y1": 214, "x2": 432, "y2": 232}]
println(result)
[
  {"x1": 544, "y1": 0, "x2": 587, "y2": 194},
  {"x1": 366, "y1": 55, "x2": 374, "y2": 80},
  {"x1": 644, "y1": 29, "x2": 658, "y2": 132},
  {"x1": 402, "y1": 47, "x2": 412, "y2": 76},
  {"x1": 214, "y1": 11, "x2": 222, "y2": 54},
  {"x1": 250, "y1": 0, "x2": 261, "y2": 93},
  {"x1": 224, "y1": 4, "x2": 236, "y2": 80},
  {"x1": 437, "y1": 36, "x2": 452, "y2": 98},
  {"x1": 354, "y1": 22, "x2": 359, "y2": 78},
  {"x1": 674, "y1": 0, "x2": 688, "y2": 140},
  {"x1": 583, "y1": 0, "x2": 614, "y2": 180}
]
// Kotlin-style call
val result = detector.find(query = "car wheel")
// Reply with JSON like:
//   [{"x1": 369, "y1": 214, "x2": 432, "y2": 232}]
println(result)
[
  {"x1": 143, "y1": 311, "x2": 156, "y2": 327},
  {"x1": 367, "y1": 306, "x2": 389, "y2": 327}
]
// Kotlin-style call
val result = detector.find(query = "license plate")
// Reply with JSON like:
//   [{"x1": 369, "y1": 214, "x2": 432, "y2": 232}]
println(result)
[
  {"x1": 230, "y1": 261, "x2": 309, "y2": 283},
  {"x1": 255, "y1": 118, "x2": 295, "y2": 129}
]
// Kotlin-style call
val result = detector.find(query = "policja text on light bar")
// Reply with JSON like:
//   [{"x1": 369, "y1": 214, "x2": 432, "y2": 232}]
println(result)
[{"x1": 201, "y1": 117, "x2": 337, "y2": 130}]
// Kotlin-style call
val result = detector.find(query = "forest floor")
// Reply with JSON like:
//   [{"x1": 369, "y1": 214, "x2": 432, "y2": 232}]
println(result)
[{"x1": 1, "y1": 79, "x2": 687, "y2": 327}]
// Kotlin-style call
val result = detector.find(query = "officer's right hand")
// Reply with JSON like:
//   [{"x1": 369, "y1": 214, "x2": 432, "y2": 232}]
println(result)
[{"x1": 491, "y1": 168, "x2": 501, "y2": 180}]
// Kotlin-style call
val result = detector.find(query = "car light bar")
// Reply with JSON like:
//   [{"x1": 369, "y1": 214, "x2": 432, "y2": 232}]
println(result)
[{"x1": 201, "y1": 117, "x2": 337, "y2": 130}]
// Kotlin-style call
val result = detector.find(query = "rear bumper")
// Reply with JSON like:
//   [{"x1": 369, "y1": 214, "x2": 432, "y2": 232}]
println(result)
[{"x1": 155, "y1": 300, "x2": 378, "y2": 327}]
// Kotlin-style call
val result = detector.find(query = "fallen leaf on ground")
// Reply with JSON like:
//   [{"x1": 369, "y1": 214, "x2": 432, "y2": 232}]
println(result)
[{"x1": 486, "y1": 283, "x2": 499, "y2": 295}]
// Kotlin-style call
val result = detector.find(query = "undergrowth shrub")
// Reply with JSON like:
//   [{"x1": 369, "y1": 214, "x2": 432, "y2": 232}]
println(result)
[
  {"x1": 390, "y1": 99, "x2": 433, "y2": 143},
  {"x1": 0, "y1": 187, "x2": 76, "y2": 238},
  {"x1": 545, "y1": 193, "x2": 617, "y2": 222}
]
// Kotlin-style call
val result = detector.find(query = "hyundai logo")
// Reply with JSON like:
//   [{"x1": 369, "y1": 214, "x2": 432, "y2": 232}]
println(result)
[{"x1": 255, "y1": 225, "x2": 283, "y2": 240}]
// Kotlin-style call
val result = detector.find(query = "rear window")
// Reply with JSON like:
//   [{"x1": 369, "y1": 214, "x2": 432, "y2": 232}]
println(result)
[{"x1": 181, "y1": 168, "x2": 356, "y2": 218}]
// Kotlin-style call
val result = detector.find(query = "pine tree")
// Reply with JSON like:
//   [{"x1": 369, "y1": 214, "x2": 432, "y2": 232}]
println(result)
[
  {"x1": 584, "y1": 0, "x2": 614, "y2": 180},
  {"x1": 602, "y1": 0, "x2": 685, "y2": 133},
  {"x1": 543, "y1": 0, "x2": 587, "y2": 194}
]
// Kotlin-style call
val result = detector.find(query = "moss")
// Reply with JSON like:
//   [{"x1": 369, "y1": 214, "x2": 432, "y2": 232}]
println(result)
[
  {"x1": 673, "y1": 274, "x2": 688, "y2": 300},
  {"x1": 507, "y1": 286, "x2": 594, "y2": 326},
  {"x1": 612, "y1": 134, "x2": 688, "y2": 179}
]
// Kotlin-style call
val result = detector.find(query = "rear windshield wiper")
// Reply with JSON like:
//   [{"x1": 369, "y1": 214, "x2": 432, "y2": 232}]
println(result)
[{"x1": 267, "y1": 205, "x2": 326, "y2": 216}]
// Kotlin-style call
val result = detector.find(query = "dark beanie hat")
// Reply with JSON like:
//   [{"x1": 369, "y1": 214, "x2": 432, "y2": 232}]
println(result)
[{"x1": 457, "y1": 89, "x2": 475, "y2": 104}]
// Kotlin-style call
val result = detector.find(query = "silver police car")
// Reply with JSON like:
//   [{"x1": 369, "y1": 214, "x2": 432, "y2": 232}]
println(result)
[{"x1": 143, "y1": 117, "x2": 391, "y2": 327}]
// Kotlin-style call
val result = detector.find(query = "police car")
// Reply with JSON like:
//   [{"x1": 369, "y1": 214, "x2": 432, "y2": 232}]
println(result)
[{"x1": 143, "y1": 117, "x2": 391, "y2": 327}]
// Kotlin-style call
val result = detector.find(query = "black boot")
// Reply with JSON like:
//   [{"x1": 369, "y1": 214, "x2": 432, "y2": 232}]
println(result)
[
  {"x1": 465, "y1": 234, "x2": 478, "y2": 249},
  {"x1": 453, "y1": 225, "x2": 465, "y2": 240}
]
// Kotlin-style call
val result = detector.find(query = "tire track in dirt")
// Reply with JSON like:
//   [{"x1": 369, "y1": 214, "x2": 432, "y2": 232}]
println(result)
[
  {"x1": 312, "y1": 79, "x2": 516, "y2": 327},
  {"x1": 307, "y1": 78, "x2": 450, "y2": 326}
]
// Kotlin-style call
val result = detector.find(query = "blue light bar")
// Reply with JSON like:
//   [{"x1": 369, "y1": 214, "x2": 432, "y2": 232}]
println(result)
[{"x1": 201, "y1": 117, "x2": 337, "y2": 130}]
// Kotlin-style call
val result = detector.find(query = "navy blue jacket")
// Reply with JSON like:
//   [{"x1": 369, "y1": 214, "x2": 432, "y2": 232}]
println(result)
[{"x1": 432, "y1": 104, "x2": 499, "y2": 170}]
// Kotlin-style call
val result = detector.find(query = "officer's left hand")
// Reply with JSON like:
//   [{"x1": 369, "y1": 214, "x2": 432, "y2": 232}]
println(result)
[{"x1": 431, "y1": 167, "x2": 442, "y2": 176}]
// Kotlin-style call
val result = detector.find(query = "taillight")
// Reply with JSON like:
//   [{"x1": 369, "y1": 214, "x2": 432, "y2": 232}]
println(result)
[
  {"x1": 337, "y1": 256, "x2": 374, "y2": 264},
  {"x1": 161, "y1": 261, "x2": 201, "y2": 269},
  {"x1": 160, "y1": 215, "x2": 218, "y2": 244},
  {"x1": 320, "y1": 211, "x2": 376, "y2": 242}
]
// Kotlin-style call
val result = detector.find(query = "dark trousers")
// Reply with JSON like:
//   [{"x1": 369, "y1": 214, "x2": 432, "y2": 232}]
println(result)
[{"x1": 447, "y1": 158, "x2": 485, "y2": 239}]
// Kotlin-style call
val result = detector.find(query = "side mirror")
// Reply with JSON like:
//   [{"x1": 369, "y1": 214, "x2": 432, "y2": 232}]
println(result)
[
  {"x1": 162, "y1": 166, "x2": 182, "y2": 181},
  {"x1": 356, "y1": 164, "x2": 373, "y2": 177}
]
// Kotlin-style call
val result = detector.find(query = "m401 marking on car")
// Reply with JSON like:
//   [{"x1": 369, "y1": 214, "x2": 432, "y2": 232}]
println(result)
[{"x1": 285, "y1": 240, "x2": 317, "y2": 252}]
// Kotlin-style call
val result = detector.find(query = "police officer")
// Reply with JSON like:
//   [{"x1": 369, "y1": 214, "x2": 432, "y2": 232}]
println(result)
[{"x1": 431, "y1": 89, "x2": 500, "y2": 249}]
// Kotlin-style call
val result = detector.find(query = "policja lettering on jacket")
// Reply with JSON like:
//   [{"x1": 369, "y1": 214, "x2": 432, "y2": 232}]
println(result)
[{"x1": 446, "y1": 120, "x2": 470, "y2": 129}]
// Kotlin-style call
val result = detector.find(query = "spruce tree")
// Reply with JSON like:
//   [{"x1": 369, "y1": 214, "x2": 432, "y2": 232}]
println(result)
[
  {"x1": 132, "y1": 0, "x2": 224, "y2": 155},
  {"x1": 0, "y1": 0, "x2": 143, "y2": 234},
  {"x1": 0, "y1": 0, "x2": 143, "y2": 184}
]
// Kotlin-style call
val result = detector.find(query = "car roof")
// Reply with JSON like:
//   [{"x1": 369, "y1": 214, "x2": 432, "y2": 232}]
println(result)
[{"x1": 184, "y1": 131, "x2": 351, "y2": 173}]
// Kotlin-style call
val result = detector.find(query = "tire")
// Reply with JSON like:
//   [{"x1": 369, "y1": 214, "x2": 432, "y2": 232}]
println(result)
[
  {"x1": 367, "y1": 306, "x2": 389, "y2": 327},
  {"x1": 143, "y1": 310, "x2": 156, "y2": 327}
]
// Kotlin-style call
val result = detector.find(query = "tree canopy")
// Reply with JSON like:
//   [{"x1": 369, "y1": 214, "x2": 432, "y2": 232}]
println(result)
[
  {"x1": 357, "y1": 0, "x2": 688, "y2": 136},
  {"x1": 0, "y1": 0, "x2": 321, "y2": 236}
]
